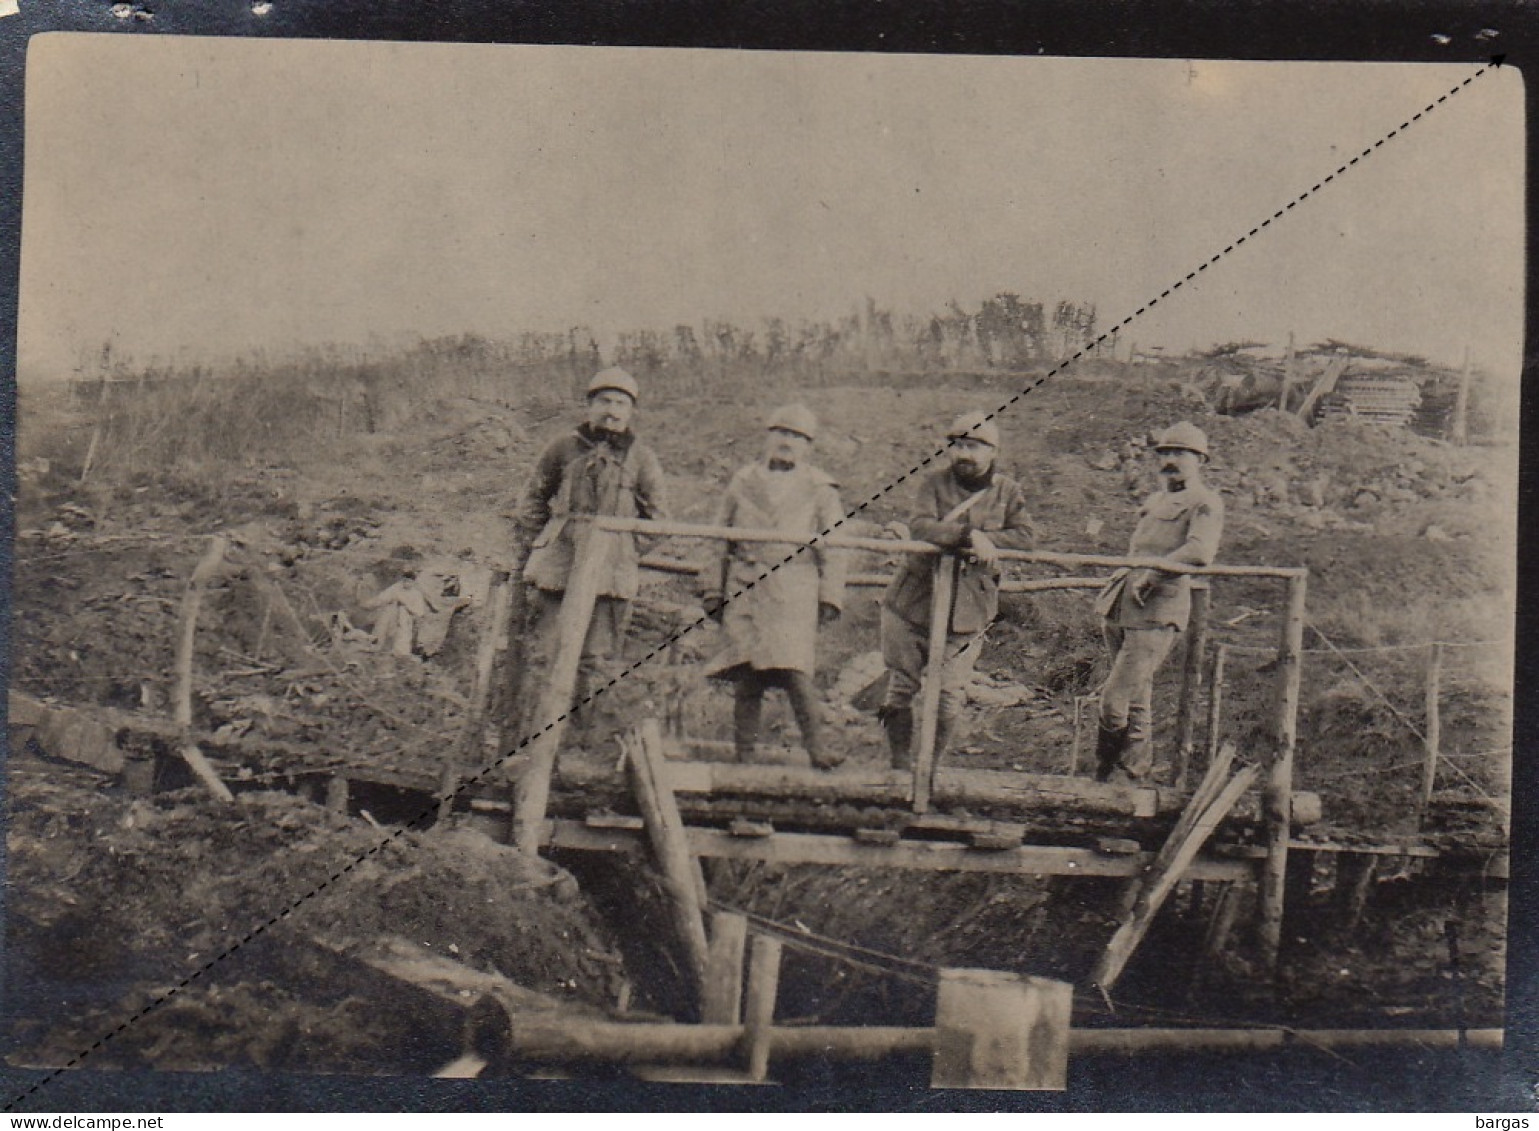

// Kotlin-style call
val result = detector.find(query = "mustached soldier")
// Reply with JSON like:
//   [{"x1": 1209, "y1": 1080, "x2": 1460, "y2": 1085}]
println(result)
[
  {"x1": 879, "y1": 411, "x2": 1035, "y2": 771},
  {"x1": 512, "y1": 367, "x2": 669, "y2": 735},
  {"x1": 701, "y1": 404, "x2": 847, "y2": 770},
  {"x1": 1093, "y1": 421, "x2": 1224, "y2": 783}
]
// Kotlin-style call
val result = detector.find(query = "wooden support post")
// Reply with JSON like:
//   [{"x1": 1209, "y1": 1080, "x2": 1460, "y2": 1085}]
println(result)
[
  {"x1": 1202, "y1": 882, "x2": 1241, "y2": 960},
  {"x1": 1451, "y1": 345, "x2": 1471, "y2": 446},
  {"x1": 931, "y1": 969, "x2": 1071, "y2": 1090},
  {"x1": 1205, "y1": 644, "x2": 1228, "y2": 772},
  {"x1": 1420, "y1": 642, "x2": 1443, "y2": 819},
  {"x1": 1276, "y1": 331, "x2": 1297, "y2": 411},
  {"x1": 173, "y1": 535, "x2": 234, "y2": 803},
  {"x1": 512, "y1": 526, "x2": 605, "y2": 854},
  {"x1": 701, "y1": 911, "x2": 748, "y2": 1025},
  {"x1": 460, "y1": 570, "x2": 510, "y2": 766},
  {"x1": 1173, "y1": 584, "x2": 1210, "y2": 789},
  {"x1": 1333, "y1": 853, "x2": 1377, "y2": 933},
  {"x1": 326, "y1": 775, "x2": 349, "y2": 815},
  {"x1": 626, "y1": 718, "x2": 711, "y2": 1006},
  {"x1": 913, "y1": 556, "x2": 958, "y2": 813},
  {"x1": 1259, "y1": 573, "x2": 1307, "y2": 972},
  {"x1": 436, "y1": 764, "x2": 458, "y2": 825},
  {"x1": 1093, "y1": 760, "x2": 1260, "y2": 994},
  {"x1": 743, "y1": 934, "x2": 783, "y2": 1082}
]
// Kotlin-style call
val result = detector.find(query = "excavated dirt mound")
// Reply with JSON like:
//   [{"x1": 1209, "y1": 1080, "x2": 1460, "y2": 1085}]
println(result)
[{"x1": 6, "y1": 752, "x2": 625, "y2": 1071}]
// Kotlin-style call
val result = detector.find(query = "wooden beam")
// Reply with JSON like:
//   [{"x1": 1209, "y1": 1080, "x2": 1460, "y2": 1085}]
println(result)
[
  {"x1": 459, "y1": 569, "x2": 510, "y2": 767},
  {"x1": 512, "y1": 526, "x2": 605, "y2": 854},
  {"x1": 743, "y1": 935, "x2": 783, "y2": 1081},
  {"x1": 1259, "y1": 573, "x2": 1308, "y2": 972},
  {"x1": 542, "y1": 820, "x2": 1256, "y2": 880},
  {"x1": 1204, "y1": 644, "x2": 1228, "y2": 772},
  {"x1": 626, "y1": 719, "x2": 711, "y2": 1004},
  {"x1": 701, "y1": 911, "x2": 748, "y2": 1025},
  {"x1": 1093, "y1": 762, "x2": 1261, "y2": 994},
  {"x1": 913, "y1": 557, "x2": 958, "y2": 813}
]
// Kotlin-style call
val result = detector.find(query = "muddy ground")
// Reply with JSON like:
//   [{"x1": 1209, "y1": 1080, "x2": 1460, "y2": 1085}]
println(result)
[{"x1": 5, "y1": 359, "x2": 1515, "y2": 1079}]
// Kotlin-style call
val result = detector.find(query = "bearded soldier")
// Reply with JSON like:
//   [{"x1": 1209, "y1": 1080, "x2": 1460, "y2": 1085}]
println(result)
[
  {"x1": 701, "y1": 404, "x2": 847, "y2": 770},
  {"x1": 512, "y1": 367, "x2": 669, "y2": 734},
  {"x1": 879, "y1": 411, "x2": 1035, "y2": 771},
  {"x1": 1093, "y1": 421, "x2": 1225, "y2": 783}
]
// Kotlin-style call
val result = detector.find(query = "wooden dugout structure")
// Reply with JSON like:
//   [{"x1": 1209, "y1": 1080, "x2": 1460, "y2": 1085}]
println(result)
[{"x1": 506, "y1": 514, "x2": 1310, "y2": 972}]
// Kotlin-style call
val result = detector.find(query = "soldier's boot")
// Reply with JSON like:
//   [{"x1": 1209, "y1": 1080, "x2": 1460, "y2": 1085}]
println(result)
[
  {"x1": 732, "y1": 686, "x2": 764, "y2": 764},
  {"x1": 879, "y1": 705, "x2": 915, "y2": 771},
  {"x1": 788, "y1": 682, "x2": 843, "y2": 771},
  {"x1": 1094, "y1": 723, "x2": 1130, "y2": 783}
]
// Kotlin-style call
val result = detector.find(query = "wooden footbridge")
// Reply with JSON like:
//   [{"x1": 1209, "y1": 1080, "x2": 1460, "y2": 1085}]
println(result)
[{"x1": 14, "y1": 517, "x2": 1507, "y2": 1086}]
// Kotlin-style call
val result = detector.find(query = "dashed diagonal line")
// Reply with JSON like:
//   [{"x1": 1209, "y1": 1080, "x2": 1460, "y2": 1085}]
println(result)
[{"x1": 4, "y1": 56, "x2": 1500, "y2": 1110}]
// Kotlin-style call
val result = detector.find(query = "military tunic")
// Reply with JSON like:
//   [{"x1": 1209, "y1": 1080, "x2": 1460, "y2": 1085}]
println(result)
[{"x1": 1099, "y1": 482, "x2": 1225, "y2": 630}]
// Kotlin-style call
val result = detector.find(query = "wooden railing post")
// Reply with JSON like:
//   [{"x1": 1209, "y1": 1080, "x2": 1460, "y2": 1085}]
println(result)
[
  {"x1": 1204, "y1": 643, "x2": 1229, "y2": 772},
  {"x1": 1259, "y1": 572, "x2": 1307, "y2": 972},
  {"x1": 1173, "y1": 583, "x2": 1211, "y2": 789},
  {"x1": 913, "y1": 556, "x2": 958, "y2": 813},
  {"x1": 512, "y1": 524, "x2": 604, "y2": 854}
]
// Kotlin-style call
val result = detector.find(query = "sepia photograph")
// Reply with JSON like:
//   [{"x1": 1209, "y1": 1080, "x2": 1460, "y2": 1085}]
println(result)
[{"x1": 2, "y1": 23, "x2": 1528, "y2": 1111}]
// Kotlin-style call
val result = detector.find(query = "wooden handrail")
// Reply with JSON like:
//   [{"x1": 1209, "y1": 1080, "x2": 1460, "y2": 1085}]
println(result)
[{"x1": 599, "y1": 516, "x2": 1306, "y2": 579}]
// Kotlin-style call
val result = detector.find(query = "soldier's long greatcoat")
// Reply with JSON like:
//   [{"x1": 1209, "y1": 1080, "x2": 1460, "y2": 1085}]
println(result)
[{"x1": 702, "y1": 462, "x2": 847, "y2": 678}]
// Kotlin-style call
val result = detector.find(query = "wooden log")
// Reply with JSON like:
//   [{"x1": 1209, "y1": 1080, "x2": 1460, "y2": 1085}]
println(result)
[
  {"x1": 1205, "y1": 644, "x2": 1228, "y2": 772},
  {"x1": 626, "y1": 719, "x2": 711, "y2": 1005},
  {"x1": 1072, "y1": 1027, "x2": 1503, "y2": 1055},
  {"x1": 512, "y1": 525, "x2": 605, "y2": 854},
  {"x1": 543, "y1": 819, "x2": 1257, "y2": 881},
  {"x1": 1202, "y1": 882, "x2": 1242, "y2": 960},
  {"x1": 1173, "y1": 585, "x2": 1210, "y2": 789},
  {"x1": 551, "y1": 758, "x2": 1322, "y2": 826},
  {"x1": 173, "y1": 535, "x2": 234, "y2": 803},
  {"x1": 597, "y1": 517, "x2": 1306, "y2": 579},
  {"x1": 1092, "y1": 762, "x2": 1261, "y2": 994},
  {"x1": 931, "y1": 969, "x2": 1071, "y2": 1090},
  {"x1": 743, "y1": 934, "x2": 783, "y2": 1081},
  {"x1": 701, "y1": 911, "x2": 748, "y2": 1025},
  {"x1": 913, "y1": 556, "x2": 958, "y2": 813},
  {"x1": 1259, "y1": 573, "x2": 1307, "y2": 972},
  {"x1": 1420, "y1": 642, "x2": 1443, "y2": 819},
  {"x1": 1115, "y1": 740, "x2": 1237, "y2": 920}
]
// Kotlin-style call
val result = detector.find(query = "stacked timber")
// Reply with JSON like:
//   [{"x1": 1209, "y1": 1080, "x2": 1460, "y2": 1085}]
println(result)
[{"x1": 1316, "y1": 373, "x2": 1422, "y2": 428}]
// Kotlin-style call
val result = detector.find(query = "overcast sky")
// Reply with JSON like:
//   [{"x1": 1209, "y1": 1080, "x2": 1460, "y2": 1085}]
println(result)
[{"x1": 17, "y1": 36, "x2": 1524, "y2": 381}]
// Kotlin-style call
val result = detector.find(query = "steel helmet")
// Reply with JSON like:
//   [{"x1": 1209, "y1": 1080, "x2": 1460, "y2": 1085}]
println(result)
[
  {"x1": 1152, "y1": 421, "x2": 1210, "y2": 461},
  {"x1": 766, "y1": 403, "x2": 818, "y2": 442},
  {"x1": 945, "y1": 410, "x2": 1000, "y2": 449},
  {"x1": 586, "y1": 367, "x2": 640, "y2": 402}
]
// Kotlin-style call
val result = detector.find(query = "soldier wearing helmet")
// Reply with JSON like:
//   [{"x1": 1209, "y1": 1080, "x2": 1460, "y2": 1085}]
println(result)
[
  {"x1": 701, "y1": 404, "x2": 847, "y2": 770},
  {"x1": 878, "y1": 410, "x2": 1036, "y2": 772},
  {"x1": 512, "y1": 366, "x2": 669, "y2": 737},
  {"x1": 1092, "y1": 420, "x2": 1225, "y2": 783}
]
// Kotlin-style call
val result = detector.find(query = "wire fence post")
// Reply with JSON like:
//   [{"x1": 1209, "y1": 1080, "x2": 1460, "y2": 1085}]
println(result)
[
  {"x1": 1259, "y1": 573, "x2": 1306, "y2": 974},
  {"x1": 1419, "y1": 642, "x2": 1443, "y2": 822}
]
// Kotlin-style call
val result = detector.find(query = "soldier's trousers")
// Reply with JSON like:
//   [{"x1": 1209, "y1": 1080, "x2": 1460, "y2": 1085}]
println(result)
[
  {"x1": 731, "y1": 668, "x2": 822, "y2": 760},
  {"x1": 526, "y1": 590, "x2": 633, "y2": 729},
  {"x1": 879, "y1": 607, "x2": 983, "y2": 725},
  {"x1": 1098, "y1": 623, "x2": 1178, "y2": 773}
]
